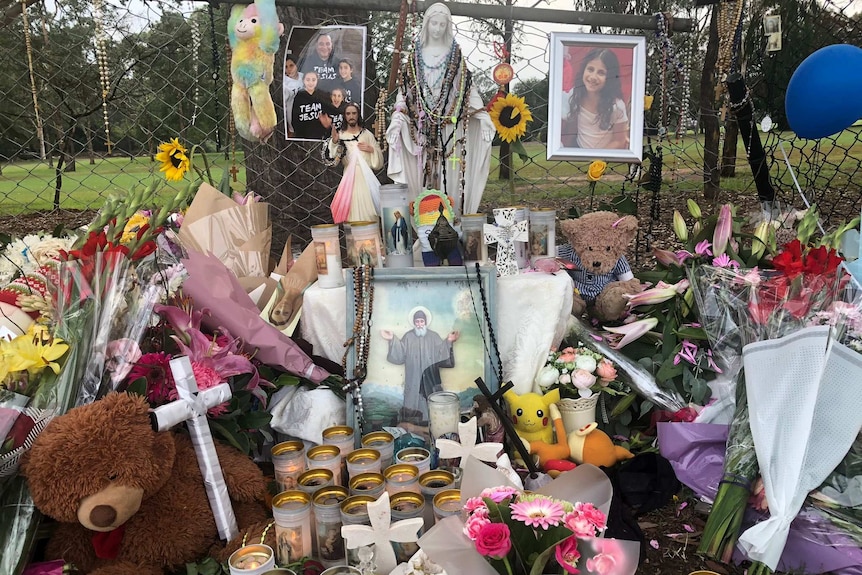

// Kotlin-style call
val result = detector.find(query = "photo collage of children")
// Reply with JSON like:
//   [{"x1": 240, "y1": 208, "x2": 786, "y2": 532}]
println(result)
[{"x1": 283, "y1": 25, "x2": 367, "y2": 141}]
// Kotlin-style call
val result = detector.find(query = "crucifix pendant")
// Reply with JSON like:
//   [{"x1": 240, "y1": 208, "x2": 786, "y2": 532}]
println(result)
[
  {"x1": 229, "y1": 164, "x2": 239, "y2": 182},
  {"x1": 448, "y1": 155, "x2": 460, "y2": 170}
]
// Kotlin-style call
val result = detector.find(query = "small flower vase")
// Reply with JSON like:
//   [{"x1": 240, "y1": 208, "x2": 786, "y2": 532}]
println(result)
[{"x1": 557, "y1": 396, "x2": 599, "y2": 434}]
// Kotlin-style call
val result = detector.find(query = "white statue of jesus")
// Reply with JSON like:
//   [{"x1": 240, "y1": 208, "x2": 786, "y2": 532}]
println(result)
[{"x1": 386, "y1": 2, "x2": 494, "y2": 217}]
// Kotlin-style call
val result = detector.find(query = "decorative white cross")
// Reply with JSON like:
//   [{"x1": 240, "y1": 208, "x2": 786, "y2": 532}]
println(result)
[
  {"x1": 151, "y1": 356, "x2": 237, "y2": 541},
  {"x1": 436, "y1": 416, "x2": 503, "y2": 469},
  {"x1": 341, "y1": 491, "x2": 425, "y2": 575},
  {"x1": 484, "y1": 207, "x2": 528, "y2": 277}
]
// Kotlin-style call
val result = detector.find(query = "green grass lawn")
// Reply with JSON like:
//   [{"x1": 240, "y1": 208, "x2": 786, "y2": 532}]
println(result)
[{"x1": 2, "y1": 129, "x2": 860, "y2": 216}]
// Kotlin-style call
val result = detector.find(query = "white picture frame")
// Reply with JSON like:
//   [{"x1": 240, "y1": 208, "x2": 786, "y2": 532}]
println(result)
[{"x1": 547, "y1": 32, "x2": 646, "y2": 163}]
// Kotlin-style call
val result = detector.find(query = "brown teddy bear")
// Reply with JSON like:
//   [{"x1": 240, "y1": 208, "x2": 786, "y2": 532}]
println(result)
[
  {"x1": 22, "y1": 393, "x2": 271, "y2": 575},
  {"x1": 558, "y1": 211, "x2": 642, "y2": 322}
]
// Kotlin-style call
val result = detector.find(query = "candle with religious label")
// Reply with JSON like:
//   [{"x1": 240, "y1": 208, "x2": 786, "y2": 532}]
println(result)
[
  {"x1": 311, "y1": 224, "x2": 345, "y2": 288},
  {"x1": 298, "y1": 468, "x2": 334, "y2": 496},
  {"x1": 340, "y1": 495, "x2": 375, "y2": 568},
  {"x1": 418, "y1": 470, "x2": 455, "y2": 528},
  {"x1": 345, "y1": 448, "x2": 382, "y2": 480},
  {"x1": 461, "y1": 213, "x2": 489, "y2": 264},
  {"x1": 529, "y1": 208, "x2": 556, "y2": 263},
  {"x1": 307, "y1": 444, "x2": 344, "y2": 486},
  {"x1": 229, "y1": 544, "x2": 276, "y2": 575},
  {"x1": 350, "y1": 221, "x2": 384, "y2": 267},
  {"x1": 348, "y1": 472, "x2": 385, "y2": 498},
  {"x1": 390, "y1": 492, "x2": 425, "y2": 563},
  {"x1": 271, "y1": 441, "x2": 306, "y2": 493},
  {"x1": 343, "y1": 222, "x2": 359, "y2": 268},
  {"x1": 383, "y1": 464, "x2": 421, "y2": 496},
  {"x1": 313, "y1": 485, "x2": 349, "y2": 568},
  {"x1": 323, "y1": 425, "x2": 355, "y2": 485},
  {"x1": 379, "y1": 183, "x2": 414, "y2": 268},
  {"x1": 394, "y1": 447, "x2": 431, "y2": 476},
  {"x1": 432, "y1": 489, "x2": 462, "y2": 523},
  {"x1": 361, "y1": 431, "x2": 395, "y2": 469},
  {"x1": 272, "y1": 491, "x2": 312, "y2": 566}
]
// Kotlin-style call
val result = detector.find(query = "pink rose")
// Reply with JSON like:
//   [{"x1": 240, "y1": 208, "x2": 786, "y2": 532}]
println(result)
[
  {"x1": 562, "y1": 347, "x2": 575, "y2": 354},
  {"x1": 463, "y1": 511, "x2": 491, "y2": 541},
  {"x1": 574, "y1": 503, "x2": 607, "y2": 531},
  {"x1": 558, "y1": 352, "x2": 577, "y2": 363},
  {"x1": 558, "y1": 373, "x2": 572, "y2": 385},
  {"x1": 465, "y1": 497, "x2": 487, "y2": 514},
  {"x1": 563, "y1": 511, "x2": 598, "y2": 538},
  {"x1": 480, "y1": 485, "x2": 520, "y2": 503},
  {"x1": 595, "y1": 360, "x2": 617, "y2": 381},
  {"x1": 572, "y1": 369, "x2": 596, "y2": 390},
  {"x1": 474, "y1": 522, "x2": 511, "y2": 559},
  {"x1": 586, "y1": 552, "x2": 617, "y2": 575}
]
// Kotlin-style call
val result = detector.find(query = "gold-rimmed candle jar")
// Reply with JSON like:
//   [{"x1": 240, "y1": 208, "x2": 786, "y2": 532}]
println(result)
[
  {"x1": 272, "y1": 490, "x2": 312, "y2": 566},
  {"x1": 298, "y1": 468, "x2": 334, "y2": 496},
  {"x1": 345, "y1": 448, "x2": 381, "y2": 480},
  {"x1": 323, "y1": 425, "x2": 355, "y2": 485},
  {"x1": 361, "y1": 431, "x2": 395, "y2": 469},
  {"x1": 389, "y1": 492, "x2": 425, "y2": 563},
  {"x1": 432, "y1": 489, "x2": 462, "y2": 523},
  {"x1": 529, "y1": 208, "x2": 556, "y2": 262},
  {"x1": 350, "y1": 221, "x2": 384, "y2": 267},
  {"x1": 311, "y1": 224, "x2": 345, "y2": 289},
  {"x1": 306, "y1": 444, "x2": 343, "y2": 486},
  {"x1": 340, "y1": 495, "x2": 376, "y2": 568},
  {"x1": 348, "y1": 472, "x2": 385, "y2": 498},
  {"x1": 395, "y1": 447, "x2": 431, "y2": 476},
  {"x1": 229, "y1": 543, "x2": 276, "y2": 575},
  {"x1": 461, "y1": 213, "x2": 488, "y2": 264},
  {"x1": 313, "y1": 486, "x2": 349, "y2": 568},
  {"x1": 418, "y1": 469, "x2": 455, "y2": 528},
  {"x1": 383, "y1": 464, "x2": 421, "y2": 497},
  {"x1": 271, "y1": 441, "x2": 305, "y2": 493}
]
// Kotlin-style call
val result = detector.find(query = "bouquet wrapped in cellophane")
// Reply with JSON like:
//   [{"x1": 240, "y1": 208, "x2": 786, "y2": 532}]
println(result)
[
  {"x1": 690, "y1": 235, "x2": 862, "y2": 573},
  {"x1": 416, "y1": 457, "x2": 640, "y2": 575}
]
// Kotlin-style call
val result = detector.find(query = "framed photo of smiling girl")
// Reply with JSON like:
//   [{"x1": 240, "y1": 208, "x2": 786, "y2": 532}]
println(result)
[{"x1": 547, "y1": 33, "x2": 646, "y2": 162}]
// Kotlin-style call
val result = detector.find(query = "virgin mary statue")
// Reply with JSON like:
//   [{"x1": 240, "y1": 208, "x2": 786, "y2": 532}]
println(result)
[{"x1": 386, "y1": 3, "x2": 494, "y2": 217}]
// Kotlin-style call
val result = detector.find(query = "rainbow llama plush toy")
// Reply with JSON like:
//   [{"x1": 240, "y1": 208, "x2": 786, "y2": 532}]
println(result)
[{"x1": 228, "y1": 0, "x2": 283, "y2": 142}]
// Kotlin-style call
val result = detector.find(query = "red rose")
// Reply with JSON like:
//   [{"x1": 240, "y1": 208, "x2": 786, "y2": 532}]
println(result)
[{"x1": 474, "y1": 522, "x2": 511, "y2": 559}]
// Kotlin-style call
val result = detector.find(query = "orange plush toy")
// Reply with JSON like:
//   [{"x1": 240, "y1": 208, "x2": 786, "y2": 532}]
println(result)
[{"x1": 566, "y1": 422, "x2": 634, "y2": 468}]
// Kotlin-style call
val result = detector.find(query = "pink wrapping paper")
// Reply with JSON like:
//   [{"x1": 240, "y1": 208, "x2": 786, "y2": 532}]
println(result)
[{"x1": 181, "y1": 251, "x2": 329, "y2": 383}]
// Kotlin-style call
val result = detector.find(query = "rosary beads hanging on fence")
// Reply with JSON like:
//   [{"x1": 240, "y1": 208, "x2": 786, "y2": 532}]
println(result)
[{"x1": 342, "y1": 265, "x2": 375, "y2": 434}]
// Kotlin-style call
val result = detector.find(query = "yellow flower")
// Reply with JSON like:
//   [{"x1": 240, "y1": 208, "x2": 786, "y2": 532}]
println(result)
[
  {"x1": 155, "y1": 138, "x2": 190, "y2": 182},
  {"x1": 122, "y1": 212, "x2": 150, "y2": 244},
  {"x1": 587, "y1": 160, "x2": 607, "y2": 182},
  {"x1": 489, "y1": 93, "x2": 533, "y2": 143},
  {"x1": 2, "y1": 325, "x2": 69, "y2": 376},
  {"x1": 644, "y1": 94, "x2": 654, "y2": 111}
]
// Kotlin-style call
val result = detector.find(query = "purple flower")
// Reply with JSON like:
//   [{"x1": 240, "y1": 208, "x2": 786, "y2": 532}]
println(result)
[
  {"x1": 694, "y1": 240, "x2": 713, "y2": 257},
  {"x1": 712, "y1": 253, "x2": 739, "y2": 269}
]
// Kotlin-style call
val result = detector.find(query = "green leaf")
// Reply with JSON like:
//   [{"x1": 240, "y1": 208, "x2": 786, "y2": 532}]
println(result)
[
  {"x1": 656, "y1": 356, "x2": 684, "y2": 382},
  {"x1": 529, "y1": 544, "x2": 558, "y2": 575},
  {"x1": 275, "y1": 373, "x2": 301, "y2": 387},
  {"x1": 691, "y1": 377, "x2": 711, "y2": 405},
  {"x1": 674, "y1": 326, "x2": 709, "y2": 341},
  {"x1": 599, "y1": 193, "x2": 637, "y2": 215},
  {"x1": 511, "y1": 139, "x2": 529, "y2": 162},
  {"x1": 619, "y1": 410, "x2": 632, "y2": 426},
  {"x1": 218, "y1": 165, "x2": 232, "y2": 197},
  {"x1": 610, "y1": 391, "x2": 637, "y2": 417},
  {"x1": 238, "y1": 410, "x2": 273, "y2": 430},
  {"x1": 208, "y1": 419, "x2": 250, "y2": 454},
  {"x1": 639, "y1": 399, "x2": 655, "y2": 418},
  {"x1": 126, "y1": 377, "x2": 148, "y2": 398}
]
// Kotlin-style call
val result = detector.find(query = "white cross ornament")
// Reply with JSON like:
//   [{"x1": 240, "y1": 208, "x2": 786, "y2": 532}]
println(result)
[
  {"x1": 484, "y1": 207, "x2": 528, "y2": 276},
  {"x1": 436, "y1": 416, "x2": 503, "y2": 469},
  {"x1": 341, "y1": 491, "x2": 424, "y2": 575}
]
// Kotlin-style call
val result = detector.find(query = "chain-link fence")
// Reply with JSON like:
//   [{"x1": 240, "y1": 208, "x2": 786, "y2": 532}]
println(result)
[{"x1": 1, "y1": 0, "x2": 861, "y2": 255}]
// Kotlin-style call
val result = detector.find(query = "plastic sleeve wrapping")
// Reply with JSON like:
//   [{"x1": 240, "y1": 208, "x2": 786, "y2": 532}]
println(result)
[{"x1": 150, "y1": 357, "x2": 238, "y2": 541}]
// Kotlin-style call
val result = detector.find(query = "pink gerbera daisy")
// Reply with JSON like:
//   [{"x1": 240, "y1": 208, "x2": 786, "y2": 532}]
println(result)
[{"x1": 510, "y1": 495, "x2": 565, "y2": 529}]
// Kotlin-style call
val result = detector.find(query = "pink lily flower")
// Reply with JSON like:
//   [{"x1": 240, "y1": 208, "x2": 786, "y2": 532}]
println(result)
[
  {"x1": 713, "y1": 204, "x2": 733, "y2": 255},
  {"x1": 675, "y1": 249, "x2": 693, "y2": 264},
  {"x1": 694, "y1": 240, "x2": 713, "y2": 257},
  {"x1": 625, "y1": 279, "x2": 689, "y2": 308},
  {"x1": 653, "y1": 248, "x2": 681, "y2": 267},
  {"x1": 603, "y1": 317, "x2": 659, "y2": 349}
]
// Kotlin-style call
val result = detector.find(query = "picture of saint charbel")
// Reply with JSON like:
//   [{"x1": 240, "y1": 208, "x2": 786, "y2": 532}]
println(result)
[{"x1": 380, "y1": 306, "x2": 460, "y2": 421}]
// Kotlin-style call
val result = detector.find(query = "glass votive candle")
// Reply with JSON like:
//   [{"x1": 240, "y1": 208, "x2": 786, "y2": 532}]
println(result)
[
  {"x1": 529, "y1": 208, "x2": 556, "y2": 262},
  {"x1": 350, "y1": 221, "x2": 384, "y2": 267},
  {"x1": 427, "y1": 391, "x2": 460, "y2": 440},
  {"x1": 361, "y1": 431, "x2": 395, "y2": 469},
  {"x1": 323, "y1": 425, "x2": 356, "y2": 485},
  {"x1": 307, "y1": 445, "x2": 344, "y2": 486},
  {"x1": 383, "y1": 463, "x2": 421, "y2": 497},
  {"x1": 461, "y1": 213, "x2": 488, "y2": 264},
  {"x1": 513, "y1": 206, "x2": 529, "y2": 269},
  {"x1": 311, "y1": 224, "x2": 345, "y2": 288},
  {"x1": 418, "y1": 470, "x2": 455, "y2": 529},
  {"x1": 380, "y1": 183, "x2": 414, "y2": 268},
  {"x1": 272, "y1": 441, "x2": 306, "y2": 493},
  {"x1": 343, "y1": 221, "x2": 358, "y2": 267},
  {"x1": 348, "y1": 472, "x2": 385, "y2": 498},
  {"x1": 395, "y1": 447, "x2": 431, "y2": 476},
  {"x1": 313, "y1": 485, "x2": 349, "y2": 568},
  {"x1": 340, "y1": 495, "x2": 376, "y2": 568},
  {"x1": 432, "y1": 489, "x2": 462, "y2": 524},
  {"x1": 229, "y1": 543, "x2": 276, "y2": 575},
  {"x1": 345, "y1": 448, "x2": 381, "y2": 480},
  {"x1": 298, "y1": 468, "x2": 334, "y2": 496},
  {"x1": 389, "y1": 492, "x2": 425, "y2": 564},
  {"x1": 319, "y1": 567, "x2": 362, "y2": 575},
  {"x1": 261, "y1": 569, "x2": 297, "y2": 575},
  {"x1": 272, "y1": 491, "x2": 312, "y2": 566}
]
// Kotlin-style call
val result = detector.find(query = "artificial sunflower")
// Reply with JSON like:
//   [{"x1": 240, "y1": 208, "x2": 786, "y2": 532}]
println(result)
[
  {"x1": 489, "y1": 93, "x2": 532, "y2": 143},
  {"x1": 155, "y1": 138, "x2": 190, "y2": 182}
]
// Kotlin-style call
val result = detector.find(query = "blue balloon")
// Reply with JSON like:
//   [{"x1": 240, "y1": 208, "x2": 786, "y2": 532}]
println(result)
[{"x1": 786, "y1": 44, "x2": 862, "y2": 139}]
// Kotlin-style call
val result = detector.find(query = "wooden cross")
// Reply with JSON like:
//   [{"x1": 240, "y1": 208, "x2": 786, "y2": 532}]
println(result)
[
  {"x1": 474, "y1": 377, "x2": 539, "y2": 476},
  {"x1": 229, "y1": 163, "x2": 239, "y2": 182}
]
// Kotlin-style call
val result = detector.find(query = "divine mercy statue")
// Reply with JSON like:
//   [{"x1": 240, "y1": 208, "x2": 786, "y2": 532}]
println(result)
[{"x1": 386, "y1": 2, "x2": 494, "y2": 217}]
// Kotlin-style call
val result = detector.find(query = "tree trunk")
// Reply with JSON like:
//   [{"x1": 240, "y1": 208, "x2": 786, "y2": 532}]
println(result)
[
  {"x1": 243, "y1": 5, "x2": 371, "y2": 260},
  {"x1": 53, "y1": 124, "x2": 76, "y2": 210},
  {"x1": 700, "y1": 7, "x2": 721, "y2": 201},
  {"x1": 497, "y1": 5, "x2": 514, "y2": 181},
  {"x1": 720, "y1": 118, "x2": 738, "y2": 178},
  {"x1": 85, "y1": 119, "x2": 96, "y2": 165},
  {"x1": 63, "y1": 133, "x2": 76, "y2": 172}
]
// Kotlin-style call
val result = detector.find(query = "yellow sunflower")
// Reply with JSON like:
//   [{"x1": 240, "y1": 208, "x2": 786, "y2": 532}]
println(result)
[
  {"x1": 121, "y1": 211, "x2": 150, "y2": 243},
  {"x1": 489, "y1": 93, "x2": 533, "y2": 143},
  {"x1": 155, "y1": 138, "x2": 190, "y2": 181}
]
